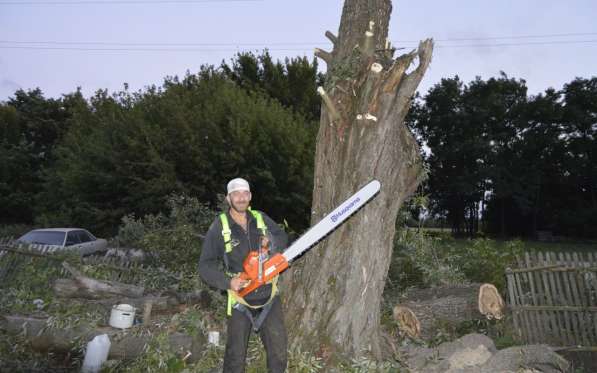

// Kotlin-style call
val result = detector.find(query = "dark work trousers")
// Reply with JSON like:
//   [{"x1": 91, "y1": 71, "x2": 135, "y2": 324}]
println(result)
[{"x1": 223, "y1": 296, "x2": 287, "y2": 373}]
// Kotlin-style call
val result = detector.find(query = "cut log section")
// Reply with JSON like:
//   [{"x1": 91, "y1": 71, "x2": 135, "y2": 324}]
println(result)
[
  {"x1": 392, "y1": 306, "x2": 420, "y2": 338},
  {"x1": 478, "y1": 283, "x2": 505, "y2": 320},
  {"x1": 393, "y1": 283, "x2": 506, "y2": 340}
]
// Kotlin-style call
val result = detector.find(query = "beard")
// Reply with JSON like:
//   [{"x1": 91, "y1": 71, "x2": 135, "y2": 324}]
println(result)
[{"x1": 229, "y1": 199, "x2": 249, "y2": 213}]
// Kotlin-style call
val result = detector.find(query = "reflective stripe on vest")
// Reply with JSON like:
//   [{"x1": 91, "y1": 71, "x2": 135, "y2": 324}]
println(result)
[{"x1": 220, "y1": 209, "x2": 278, "y2": 316}]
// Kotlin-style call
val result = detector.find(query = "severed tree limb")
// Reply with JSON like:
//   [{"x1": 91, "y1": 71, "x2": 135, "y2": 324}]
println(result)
[
  {"x1": 53, "y1": 278, "x2": 212, "y2": 312},
  {"x1": 398, "y1": 38, "x2": 434, "y2": 95},
  {"x1": 314, "y1": 48, "x2": 333, "y2": 65},
  {"x1": 62, "y1": 261, "x2": 144, "y2": 299},
  {"x1": 361, "y1": 21, "x2": 376, "y2": 58},
  {"x1": 325, "y1": 30, "x2": 338, "y2": 46},
  {"x1": 382, "y1": 49, "x2": 417, "y2": 93},
  {"x1": 357, "y1": 62, "x2": 384, "y2": 116},
  {"x1": 317, "y1": 86, "x2": 342, "y2": 123}
]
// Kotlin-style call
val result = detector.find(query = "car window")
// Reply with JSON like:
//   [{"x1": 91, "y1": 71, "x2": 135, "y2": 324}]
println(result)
[
  {"x1": 84, "y1": 230, "x2": 97, "y2": 240},
  {"x1": 65, "y1": 231, "x2": 81, "y2": 246},
  {"x1": 76, "y1": 230, "x2": 93, "y2": 243},
  {"x1": 19, "y1": 231, "x2": 66, "y2": 246}
]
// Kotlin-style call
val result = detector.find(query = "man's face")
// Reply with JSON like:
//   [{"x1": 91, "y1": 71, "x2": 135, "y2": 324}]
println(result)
[{"x1": 228, "y1": 190, "x2": 251, "y2": 213}]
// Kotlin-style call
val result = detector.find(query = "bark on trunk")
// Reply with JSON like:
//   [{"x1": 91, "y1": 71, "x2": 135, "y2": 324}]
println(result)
[{"x1": 283, "y1": 0, "x2": 433, "y2": 359}]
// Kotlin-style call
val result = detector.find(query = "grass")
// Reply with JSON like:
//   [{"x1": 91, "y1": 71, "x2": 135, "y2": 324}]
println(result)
[{"x1": 441, "y1": 236, "x2": 596, "y2": 253}]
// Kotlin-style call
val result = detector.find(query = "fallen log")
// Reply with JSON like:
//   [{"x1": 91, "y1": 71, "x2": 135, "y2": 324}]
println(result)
[
  {"x1": 61, "y1": 262, "x2": 144, "y2": 299},
  {"x1": 393, "y1": 283, "x2": 505, "y2": 340},
  {"x1": 0, "y1": 315, "x2": 206, "y2": 363},
  {"x1": 53, "y1": 278, "x2": 212, "y2": 313}
]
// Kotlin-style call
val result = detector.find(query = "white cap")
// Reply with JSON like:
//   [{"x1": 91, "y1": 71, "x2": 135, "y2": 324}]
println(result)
[{"x1": 227, "y1": 178, "x2": 250, "y2": 195}]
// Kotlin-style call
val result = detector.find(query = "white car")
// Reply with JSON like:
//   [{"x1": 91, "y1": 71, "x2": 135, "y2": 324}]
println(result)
[{"x1": 17, "y1": 228, "x2": 108, "y2": 255}]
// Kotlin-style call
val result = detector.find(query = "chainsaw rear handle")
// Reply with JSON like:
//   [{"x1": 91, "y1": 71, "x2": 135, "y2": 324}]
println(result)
[{"x1": 237, "y1": 252, "x2": 289, "y2": 297}]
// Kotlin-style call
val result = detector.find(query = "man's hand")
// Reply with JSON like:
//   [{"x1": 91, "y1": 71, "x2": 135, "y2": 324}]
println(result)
[{"x1": 230, "y1": 276, "x2": 250, "y2": 292}]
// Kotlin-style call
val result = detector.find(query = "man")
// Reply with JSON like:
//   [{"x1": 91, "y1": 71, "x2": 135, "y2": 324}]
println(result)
[{"x1": 199, "y1": 177, "x2": 288, "y2": 373}]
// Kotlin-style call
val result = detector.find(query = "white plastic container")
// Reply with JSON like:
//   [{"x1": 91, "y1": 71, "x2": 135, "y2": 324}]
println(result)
[
  {"x1": 81, "y1": 334, "x2": 111, "y2": 373},
  {"x1": 109, "y1": 304, "x2": 136, "y2": 329},
  {"x1": 208, "y1": 331, "x2": 220, "y2": 346}
]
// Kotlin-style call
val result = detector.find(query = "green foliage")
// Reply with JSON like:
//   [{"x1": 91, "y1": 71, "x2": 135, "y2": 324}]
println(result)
[
  {"x1": 391, "y1": 228, "x2": 467, "y2": 291},
  {"x1": 0, "y1": 253, "x2": 74, "y2": 314},
  {"x1": 123, "y1": 332, "x2": 188, "y2": 373},
  {"x1": 454, "y1": 238, "x2": 523, "y2": 290},
  {"x1": 339, "y1": 357, "x2": 402, "y2": 372},
  {"x1": 35, "y1": 65, "x2": 315, "y2": 235},
  {"x1": 0, "y1": 89, "x2": 82, "y2": 224},
  {"x1": 116, "y1": 193, "x2": 215, "y2": 273},
  {"x1": 221, "y1": 51, "x2": 324, "y2": 122},
  {"x1": 411, "y1": 74, "x2": 597, "y2": 238},
  {"x1": 0, "y1": 224, "x2": 32, "y2": 238},
  {"x1": 389, "y1": 226, "x2": 523, "y2": 292}
]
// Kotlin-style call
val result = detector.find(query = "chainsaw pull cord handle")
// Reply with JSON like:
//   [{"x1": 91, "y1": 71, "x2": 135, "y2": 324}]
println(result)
[{"x1": 258, "y1": 235, "x2": 270, "y2": 281}]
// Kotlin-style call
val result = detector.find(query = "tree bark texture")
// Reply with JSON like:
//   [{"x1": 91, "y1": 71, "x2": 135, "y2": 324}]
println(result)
[{"x1": 283, "y1": 0, "x2": 433, "y2": 359}]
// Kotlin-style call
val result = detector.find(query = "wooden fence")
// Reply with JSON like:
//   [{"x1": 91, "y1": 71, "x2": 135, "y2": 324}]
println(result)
[{"x1": 506, "y1": 251, "x2": 597, "y2": 349}]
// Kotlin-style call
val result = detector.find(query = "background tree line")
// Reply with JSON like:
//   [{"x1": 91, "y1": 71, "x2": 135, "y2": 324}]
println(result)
[
  {"x1": 409, "y1": 73, "x2": 596, "y2": 238},
  {"x1": 0, "y1": 52, "x2": 322, "y2": 235},
  {"x1": 1, "y1": 53, "x2": 595, "y2": 239}
]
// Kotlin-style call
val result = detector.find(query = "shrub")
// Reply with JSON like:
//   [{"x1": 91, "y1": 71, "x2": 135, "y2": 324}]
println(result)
[
  {"x1": 390, "y1": 228, "x2": 467, "y2": 291},
  {"x1": 116, "y1": 193, "x2": 216, "y2": 273},
  {"x1": 389, "y1": 228, "x2": 523, "y2": 293},
  {"x1": 455, "y1": 238, "x2": 523, "y2": 291},
  {"x1": 0, "y1": 224, "x2": 33, "y2": 239}
]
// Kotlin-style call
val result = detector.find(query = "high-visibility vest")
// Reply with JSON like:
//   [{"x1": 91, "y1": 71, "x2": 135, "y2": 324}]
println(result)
[{"x1": 220, "y1": 209, "x2": 279, "y2": 316}]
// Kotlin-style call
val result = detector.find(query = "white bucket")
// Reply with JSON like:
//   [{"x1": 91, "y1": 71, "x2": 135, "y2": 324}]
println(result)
[{"x1": 109, "y1": 304, "x2": 136, "y2": 329}]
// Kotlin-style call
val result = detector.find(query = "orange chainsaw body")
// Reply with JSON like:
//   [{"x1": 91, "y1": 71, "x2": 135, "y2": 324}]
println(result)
[{"x1": 237, "y1": 252, "x2": 288, "y2": 297}]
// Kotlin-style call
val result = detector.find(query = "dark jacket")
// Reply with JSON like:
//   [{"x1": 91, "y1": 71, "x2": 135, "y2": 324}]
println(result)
[{"x1": 198, "y1": 209, "x2": 288, "y2": 305}]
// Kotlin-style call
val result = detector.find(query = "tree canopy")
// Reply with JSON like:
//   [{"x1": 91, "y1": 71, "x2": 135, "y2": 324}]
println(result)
[{"x1": 410, "y1": 75, "x2": 597, "y2": 238}]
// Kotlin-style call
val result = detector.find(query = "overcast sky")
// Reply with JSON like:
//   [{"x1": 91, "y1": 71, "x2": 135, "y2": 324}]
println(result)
[{"x1": 1, "y1": 0, "x2": 596, "y2": 102}]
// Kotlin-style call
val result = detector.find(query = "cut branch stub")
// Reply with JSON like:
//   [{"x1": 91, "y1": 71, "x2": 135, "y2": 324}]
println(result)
[
  {"x1": 325, "y1": 30, "x2": 338, "y2": 46},
  {"x1": 357, "y1": 62, "x2": 384, "y2": 116},
  {"x1": 314, "y1": 48, "x2": 333, "y2": 65},
  {"x1": 317, "y1": 86, "x2": 342, "y2": 123}
]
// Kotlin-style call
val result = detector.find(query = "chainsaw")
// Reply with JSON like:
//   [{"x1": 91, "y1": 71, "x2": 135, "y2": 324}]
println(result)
[{"x1": 237, "y1": 180, "x2": 381, "y2": 297}]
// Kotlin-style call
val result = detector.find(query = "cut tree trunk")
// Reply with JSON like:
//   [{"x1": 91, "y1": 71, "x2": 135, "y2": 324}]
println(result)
[{"x1": 283, "y1": 0, "x2": 433, "y2": 359}]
